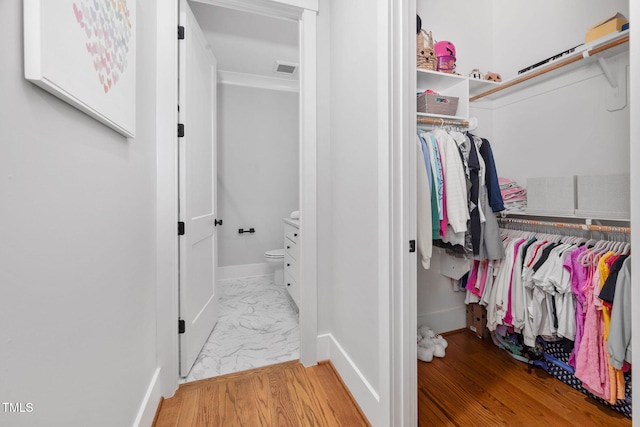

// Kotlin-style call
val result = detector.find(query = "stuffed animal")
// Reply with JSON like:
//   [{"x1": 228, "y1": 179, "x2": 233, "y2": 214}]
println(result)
[
  {"x1": 417, "y1": 29, "x2": 437, "y2": 71},
  {"x1": 485, "y1": 72, "x2": 502, "y2": 82},
  {"x1": 417, "y1": 339, "x2": 435, "y2": 362},
  {"x1": 417, "y1": 325, "x2": 448, "y2": 362}
]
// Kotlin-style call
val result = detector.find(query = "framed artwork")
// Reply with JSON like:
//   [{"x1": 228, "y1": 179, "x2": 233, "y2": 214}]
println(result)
[{"x1": 24, "y1": 0, "x2": 136, "y2": 137}]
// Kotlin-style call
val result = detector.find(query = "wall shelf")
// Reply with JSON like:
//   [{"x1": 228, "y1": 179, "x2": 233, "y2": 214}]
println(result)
[
  {"x1": 416, "y1": 69, "x2": 470, "y2": 119},
  {"x1": 468, "y1": 78, "x2": 500, "y2": 96},
  {"x1": 469, "y1": 30, "x2": 629, "y2": 102},
  {"x1": 416, "y1": 112, "x2": 468, "y2": 123}
]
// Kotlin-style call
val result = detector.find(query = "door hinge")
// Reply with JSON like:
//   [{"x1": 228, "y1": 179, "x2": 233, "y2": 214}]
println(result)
[
  {"x1": 178, "y1": 319, "x2": 185, "y2": 334},
  {"x1": 178, "y1": 221, "x2": 185, "y2": 235},
  {"x1": 409, "y1": 240, "x2": 416, "y2": 253},
  {"x1": 178, "y1": 26, "x2": 185, "y2": 40},
  {"x1": 214, "y1": 219, "x2": 223, "y2": 226},
  {"x1": 178, "y1": 123, "x2": 185, "y2": 138}
]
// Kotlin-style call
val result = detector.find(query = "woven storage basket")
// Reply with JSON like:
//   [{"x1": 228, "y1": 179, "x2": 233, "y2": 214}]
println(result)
[
  {"x1": 417, "y1": 93, "x2": 459, "y2": 116},
  {"x1": 417, "y1": 30, "x2": 437, "y2": 71}
]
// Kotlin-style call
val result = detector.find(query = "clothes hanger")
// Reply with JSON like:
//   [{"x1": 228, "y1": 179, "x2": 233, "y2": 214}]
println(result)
[
  {"x1": 565, "y1": 234, "x2": 580, "y2": 245},
  {"x1": 621, "y1": 234, "x2": 631, "y2": 255},
  {"x1": 604, "y1": 239, "x2": 618, "y2": 253},
  {"x1": 614, "y1": 235, "x2": 630, "y2": 255},
  {"x1": 591, "y1": 239, "x2": 617, "y2": 265},
  {"x1": 578, "y1": 238, "x2": 606, "y2": 266},
  {"x1": 610, "y1": 238, "x2": 624, "y2": 254},
  {"x1": 572, "y1": 229, "x2": 587, "y2": 245}
]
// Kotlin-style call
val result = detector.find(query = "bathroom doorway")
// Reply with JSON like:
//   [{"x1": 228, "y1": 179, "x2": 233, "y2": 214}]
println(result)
[{"x1": 178, "y1": 0, "x2": 318, "y2": 381}]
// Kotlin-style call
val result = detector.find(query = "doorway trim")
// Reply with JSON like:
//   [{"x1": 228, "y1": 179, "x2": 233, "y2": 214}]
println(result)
[
  {"x1": 389, "y1": 0, "x2": 417, "y2": 425},
  {"x1": 155, "y1": 0, "x2": 319, "y2": 396}
]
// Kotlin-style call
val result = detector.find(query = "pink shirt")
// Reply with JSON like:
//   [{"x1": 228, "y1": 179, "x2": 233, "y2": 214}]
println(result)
[
  {"x1": 575, "y1": 264, "x2": 610, "y2": 400},
  {"x1": 503, "y1": 239, "x2": 526, "y2": 326},
  {"x1": 564, "y1": 246, "x2": 587, "y2": 367}
]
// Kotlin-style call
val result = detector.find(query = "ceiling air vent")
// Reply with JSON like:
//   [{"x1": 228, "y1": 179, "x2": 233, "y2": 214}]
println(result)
[{"x1": 273, "y1": 61, "x2": 298, "y2": 75}]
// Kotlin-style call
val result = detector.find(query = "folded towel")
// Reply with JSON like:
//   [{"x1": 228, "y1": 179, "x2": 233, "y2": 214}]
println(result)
[
  {"x1": 290, "y1": 210, "x2": 300, "y2": 219},
  {"x1": 504, "y1": 197, "x2": 527, "y2": 203},
  {"x1": 502, "y1": 199, "x2": 527, "y2": 214},
  {"x1": 498, "y1": 177, "x2": 516, "y2": 189},
  {"x1": 501, "y1": 188, "x2": 527, "y2": 200}
]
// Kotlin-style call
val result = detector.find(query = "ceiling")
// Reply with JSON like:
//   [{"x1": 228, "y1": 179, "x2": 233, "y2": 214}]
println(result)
[{"x1": 188, "y1": 2, "x2": 299, "y2": 81}]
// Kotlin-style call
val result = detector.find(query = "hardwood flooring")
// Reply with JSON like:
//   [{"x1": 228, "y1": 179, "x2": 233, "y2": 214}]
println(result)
[
  {"x1": 155, "y1": 331, "x2": 632, "y2": 426},
  {"x1": 153, "y1": 360, "x2": 370, "y2": 426},
  {"x1": 419, "y1": 329, "x2": 632, "y2": 426}
]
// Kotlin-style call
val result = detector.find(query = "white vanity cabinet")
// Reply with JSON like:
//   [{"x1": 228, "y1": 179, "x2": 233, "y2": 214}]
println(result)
[{"x1": 283, "y1": 219, "x2": 300, "y2": 307}]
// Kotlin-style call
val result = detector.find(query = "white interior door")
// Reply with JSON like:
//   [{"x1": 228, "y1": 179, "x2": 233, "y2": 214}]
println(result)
[{"x1": 178, "y1": 0, "x2": 220, "y2": 377}]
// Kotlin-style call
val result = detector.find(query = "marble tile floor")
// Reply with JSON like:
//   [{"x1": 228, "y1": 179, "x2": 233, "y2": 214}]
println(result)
[{"x1": 183, "y1": 275, "x2": 300, "y2": 383}]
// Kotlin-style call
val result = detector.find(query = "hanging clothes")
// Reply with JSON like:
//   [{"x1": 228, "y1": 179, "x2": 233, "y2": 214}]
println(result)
[
  {"x1": 575, "y1": 253, "x2": 611, "y2": 401},
  {"x1": 416, "y1": 128, "x2": 506, "y2": 266},
  {"x1": 416, "y1": 134, "x2": 433, "y2": 269},
  {"x1": 607, "y1": 257, "x2": 632, "y2": 370},
  {"x1": 432, "y1": 128, "x2": 468, "y2": 244},
  {"x1": 563, "y1": 245, "x2": 588, "y2": 367},
  {"x1": 478, "y1": 226, "x2": 632, "y2": 405},
  {"x1": 477, "y1": 137, "x2": 504, "y2": 213}
]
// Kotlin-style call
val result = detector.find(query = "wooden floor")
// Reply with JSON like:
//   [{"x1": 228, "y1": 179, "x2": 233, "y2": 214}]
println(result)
[
  {"x1": 419, "y1": 330, "x2": 632, "y2": 426},
  {"x1": 155, "y1": 331, "x2": 632, "y2": 426},
  {"x1": 153, "y1": 360, "x2": 370, "y2": 426}
]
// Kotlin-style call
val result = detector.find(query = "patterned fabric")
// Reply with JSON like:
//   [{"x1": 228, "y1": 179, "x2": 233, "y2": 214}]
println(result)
[{"x1": 541, "y1": 338, "x2": 632, "y2": 418}]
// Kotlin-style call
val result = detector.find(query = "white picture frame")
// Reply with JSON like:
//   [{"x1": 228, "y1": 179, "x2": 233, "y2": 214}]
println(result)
[{"x1": 24, "y1": 0, "x2": 136, "y2": 138}]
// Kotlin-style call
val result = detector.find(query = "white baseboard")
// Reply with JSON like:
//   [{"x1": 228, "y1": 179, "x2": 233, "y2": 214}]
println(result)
[
  {"x1": 317, "y1": 333, "x2": 331, "y2": 360},
  {"x1": 316, "y1": 334, "x2": 379, "y2": 423},
  {"x1": 417, "y1": 305, "x2": 466, "y2": 334},
  {"x1": 132, "y1": 367, "x2": 161, "y2": 427},
  {"x1": 218, "y1": 263, "x2": 272, "y2": 280}
]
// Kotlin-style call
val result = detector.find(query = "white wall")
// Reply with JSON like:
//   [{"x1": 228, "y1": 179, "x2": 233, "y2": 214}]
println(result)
[
  {"x1": 0, "y1": 1, "x2": 159, "y2": 426},
  {"x1": 490, "y1": 65, "x2": 629, "y2": 188},
  {"x1": 417, "y1": 249, "x2": 467, "y2": 334},
  {"x1": 328, "y1": 0, "x2": 379, "y2": 387},
  {"x1": 216, "y1": 84, "x2": 299, "y2": 267},
  {"x1": 490, "y1": 0, "x2": 630, "y2": 188},
  {"x1": 330, "y1": 1, "x2": 378, "y2": 378},
  {"x1": 492, "y1": 0, "x2": 629, "y2": 80},
  {"x1": 317, "y1": 0, "x2": 390, "y2": 424}
]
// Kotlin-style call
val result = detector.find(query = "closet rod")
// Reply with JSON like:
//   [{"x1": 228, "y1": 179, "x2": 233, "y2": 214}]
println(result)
[
  {"x1": 470, "y1": 34, "x2": 630, "y2": 102},
  {"x1": 497, "y1": 217, "x2": 631, "y2": 234},
  {"x1": 417, "y1": 117, "x2": 469, "y2": 127}
]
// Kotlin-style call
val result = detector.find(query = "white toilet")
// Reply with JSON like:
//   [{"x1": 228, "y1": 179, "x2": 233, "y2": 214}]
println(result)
[{"x1": 264, "y1": 248, "x2": 284, "y2": 286}]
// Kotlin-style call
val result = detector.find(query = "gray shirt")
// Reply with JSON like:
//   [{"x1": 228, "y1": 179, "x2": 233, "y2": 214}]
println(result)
[{"x1": 607, "y1": 256, "x2": 632, "y2": 370}]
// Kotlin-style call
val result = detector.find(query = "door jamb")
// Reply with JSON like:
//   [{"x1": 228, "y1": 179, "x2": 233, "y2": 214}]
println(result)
[
  {"x1": 389, "y1": 0, "x2": 417, "y2": 425},
  {"x1": 155, "y1": 0, "x2": 319, "y2": 397}
]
